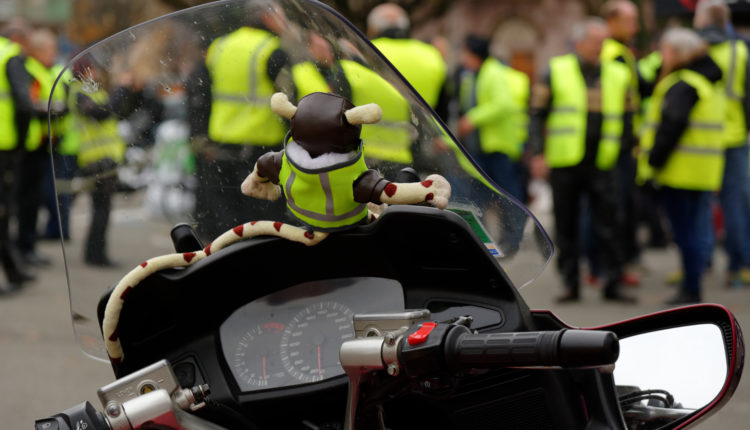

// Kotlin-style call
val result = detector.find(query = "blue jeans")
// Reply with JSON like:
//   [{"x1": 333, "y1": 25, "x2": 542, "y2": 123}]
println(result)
[
  {"x1": 660, "y1": 187, "x2": 712, "y2": 295},
  {"x1": 476, "y1": 151, "x2": 526, "y2": 255},
  {"x1": 719, "y1": 144, "x2": 750, "y2": 271}
]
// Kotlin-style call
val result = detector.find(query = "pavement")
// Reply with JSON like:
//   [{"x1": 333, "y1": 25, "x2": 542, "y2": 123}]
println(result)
[{"x1": 1, "y1": 192, "x2": 748, "y2": 429}]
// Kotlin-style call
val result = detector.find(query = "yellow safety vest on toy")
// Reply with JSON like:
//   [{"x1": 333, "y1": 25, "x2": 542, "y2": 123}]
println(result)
[
  {"x1": 638, "y1": 69, "x2": 725, "y2": 191},
  {"x1": 206, "y1": 27, "x2": 285, "y2": 145},
  {"x1": 373, "y1": 37, "x2": 446, "y2": 108},
  {"x1": 708, "y1": 39, "x2": 748, "y2": 148},
  {"x1": 545, "y1": 54, "x2": 629, "y2": 170},
  {"x1": 278, "y1": 144, "x2": 369, "y2": 230},
  {"x1": 70, "y1": 82, "x2": 126, "y2": 168},
  {"x1": 0, "y1": 37, "x2": 21, "y2": 151}
]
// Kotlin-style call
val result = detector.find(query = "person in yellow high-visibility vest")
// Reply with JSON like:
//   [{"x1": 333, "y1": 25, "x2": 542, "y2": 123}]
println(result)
[
  {"x1": 196, "y1": 2, "x2": 291, "y2": 239},
  {"x1": 529, "y1": 17, "x2": 634, "y2": 304},
  {"x1": 600, "y1": 0, "x2": 644, "y2": 280},
  {"x1": 694, "y1": 0, "x2": 750, "y2": 287},
  {"x1": 17, "y1": 29, "x2": 59, "y2": 267},
  {"x1": 0, "y1": 25, "x2": 35, "y2": 294},
  {"x1": 366, "y1": 3, "x2": 447, "y2": 170},
  {"x1": 637, "y1": 28, "x2": 725, "y2": 304}
]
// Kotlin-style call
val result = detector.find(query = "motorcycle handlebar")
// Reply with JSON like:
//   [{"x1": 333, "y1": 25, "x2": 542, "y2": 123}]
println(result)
[
  {"x1": 444, "y1": 329, "x2": 620, "y2": 369},
  {"x1": 35, "y1": 401, "x2": 111, "y2": 430}
]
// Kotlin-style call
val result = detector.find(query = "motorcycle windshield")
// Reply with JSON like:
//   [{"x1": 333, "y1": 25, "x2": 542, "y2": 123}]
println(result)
[{"x1": 49, "y1": 0, "x2": 553, "y2": 361}]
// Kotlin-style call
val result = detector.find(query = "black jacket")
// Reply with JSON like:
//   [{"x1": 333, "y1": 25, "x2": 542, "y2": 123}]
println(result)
[{"x1": 648, "y1": 54, "x2": 722, "y2": 169}]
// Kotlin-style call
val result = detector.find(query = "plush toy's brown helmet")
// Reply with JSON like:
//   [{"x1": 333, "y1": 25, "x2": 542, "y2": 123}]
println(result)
[{"x1": 271, "y1": 92, "x2": 382, "y2": 158}]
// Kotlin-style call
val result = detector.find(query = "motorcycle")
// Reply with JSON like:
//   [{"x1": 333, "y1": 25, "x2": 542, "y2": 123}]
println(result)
[{"x1": 37, "y1": 1, "x2": 743, "y2": 429}]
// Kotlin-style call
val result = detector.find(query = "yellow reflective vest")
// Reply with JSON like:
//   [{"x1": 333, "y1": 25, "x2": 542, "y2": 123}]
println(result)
[
  {"x1": 206, "y1": 27, "x2": 285, "y2": 145},
  {"x1": 464, "y1": 58, "x2": 527, "y2": 161},
  {"x1": 601, "y1": 38, "x2": 641, "y2": 134},
  {"x1": 372, "y1": 37, "x2": 446, "y2": 108},
  {"x1": 51, "y1": 64, "x2": 79, "y2": 155},
  {"x1": 708, "y1": 39, "x2": 748, "y2": 148},
  {"x1": 638, "y1": 68, "x2": 725, "y2": 191},
  {"x1": 0, "y1": 37, "x2": 21, "y2": 151},
  {"x1": 545, "y1": 54, "x2": 629, "y2": 170},
  {"x1": 69, "y1": 82, "x2": 126, "y2": 168},
  {"x1": 340, "y1": 60, "x2": 412, "y2": 164},
  {"x1": 24, "y1": 56, "x2": 53, "y2": 151},
  {"x1": 278, "y1": 144, "x2": 368, "y2": 230}
]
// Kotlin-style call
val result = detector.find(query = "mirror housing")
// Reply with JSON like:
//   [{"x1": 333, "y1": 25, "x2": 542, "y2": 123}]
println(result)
[{"x1": 595, "y1": 304, "x2": 744, "y2": 429}]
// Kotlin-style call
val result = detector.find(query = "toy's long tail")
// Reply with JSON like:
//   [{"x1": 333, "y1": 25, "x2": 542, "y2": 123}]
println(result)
[{"x1": 102, "y1": 221, "x2": 328, "y2": 364}]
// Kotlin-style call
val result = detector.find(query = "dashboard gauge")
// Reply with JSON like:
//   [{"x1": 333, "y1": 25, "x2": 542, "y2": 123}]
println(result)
[
  {"x1": 280, "y1": 302, "x2": 355, "y2": 383},
  {"x1": 232, "y1": 323, "x2": 287, "y2": 388}
]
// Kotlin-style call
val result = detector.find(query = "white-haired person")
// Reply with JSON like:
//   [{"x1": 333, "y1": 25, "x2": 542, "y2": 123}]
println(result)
[{"x1": 637, "y1": 27, "x2": 725, "y2": 304}]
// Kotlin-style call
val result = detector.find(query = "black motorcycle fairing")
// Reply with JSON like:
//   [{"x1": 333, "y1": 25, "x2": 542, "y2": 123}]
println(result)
[{"x1": 93, "y1": 206, "x2": 627, "y2": 429}]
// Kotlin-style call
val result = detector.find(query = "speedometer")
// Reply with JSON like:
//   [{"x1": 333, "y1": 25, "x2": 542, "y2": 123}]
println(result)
[
  {"x1": 232, "y1": 323, "x2": 287, "y2": 388},
  {"x1": 280, "y1": 302, "x2": 355, "y2": 383}
]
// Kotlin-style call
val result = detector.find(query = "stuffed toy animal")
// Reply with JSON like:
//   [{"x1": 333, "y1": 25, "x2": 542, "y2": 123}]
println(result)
[
  {"x1": 241, "y1": 91, "x2": 450, "y2": 233},
  {"x1": 102, "y1": 91, "x2": 450, "y2": 364}
]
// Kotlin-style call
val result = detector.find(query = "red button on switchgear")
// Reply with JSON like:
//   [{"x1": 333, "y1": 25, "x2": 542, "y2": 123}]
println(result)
[{"x1": 407, "y1": 322, "x2": 438, "y2": 346}]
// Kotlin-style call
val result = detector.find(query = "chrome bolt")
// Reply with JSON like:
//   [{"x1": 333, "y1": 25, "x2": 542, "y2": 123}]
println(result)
[
  {"x1": 384, "y1": 333, "x2": 396, "y2": 345},
  {"x1": 106, "y1": 403, "x2": 121, "y2": 417},
  {"x1": 386, "y1": 363, "x2": 400, "y2": 376}
]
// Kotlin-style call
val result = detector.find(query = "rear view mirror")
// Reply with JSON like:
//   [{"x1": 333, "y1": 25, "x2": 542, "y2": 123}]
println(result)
[
  {"x1": 615, "y1": 324, "x2": 728, "y2": 428},
  {"x1": 596, "y1": 304, "x2": 744, "y2": 430}
]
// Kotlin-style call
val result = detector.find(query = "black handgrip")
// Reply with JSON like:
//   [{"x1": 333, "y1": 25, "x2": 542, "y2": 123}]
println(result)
[{"x1": 445, "y1": 329, "x2": 619, "y2": 369}]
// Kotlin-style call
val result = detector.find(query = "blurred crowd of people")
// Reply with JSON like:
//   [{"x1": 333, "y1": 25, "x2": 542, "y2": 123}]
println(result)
[
  {"x1": 2, "y1": 0, "x2": 748, "y2": 308},
  {"x1": 441, "y1": 0, "x2": 750, "y2": 305}
]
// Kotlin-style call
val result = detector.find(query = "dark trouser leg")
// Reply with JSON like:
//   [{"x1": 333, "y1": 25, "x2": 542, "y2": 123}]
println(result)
[
  {"x1": 0, "y1": 151, "x2": 25, "y2": 283},
  {"x1": 17, "y1": 149, "x2": 47, "y2": 253},
  {"x1": 616, "y1": 152, "x2": 640, "y2": 264},
  {"x1": 660, "y1": 187, "x2": 708, "y2": 297},
  {"x1": 550, "y1": 167, "x2": 582, "y2": 295},
  {"x1": 719, "y1": 145, "x2": 750, "y2": 272},
  {"x1": 85, "y1": 178, "x2": 114, "y2": 264},
  {"x1": 481, "y1": 152, "x2": 527, "y2": 256},
  {"x1": 587, "y1": 168, "x2": 624, "y2": 296}
]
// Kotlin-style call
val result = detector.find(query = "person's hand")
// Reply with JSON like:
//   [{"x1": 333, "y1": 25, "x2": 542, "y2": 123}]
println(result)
[
  {"x1": 457, "y1": 116, "x2": 475, "y2": 137},
  {"x1": 529, "y1": 154, "x2": 549, "y2": 179}
]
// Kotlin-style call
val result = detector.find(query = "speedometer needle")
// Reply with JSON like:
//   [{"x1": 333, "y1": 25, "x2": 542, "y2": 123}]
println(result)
[
  {"x1": 262, "y1": 356, "x2": 267, "y2": 381},
  {"x1": 317, "y1": 345, "x2": 322, "y2": 376}
]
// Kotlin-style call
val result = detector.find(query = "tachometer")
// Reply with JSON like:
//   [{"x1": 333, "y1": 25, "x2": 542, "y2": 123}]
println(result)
[
  {"x1": 280, "y1": 302, "x2": 355, "y2": 383},
  {"x1": 232, "y1": 322, "x2": 287, "y2": 388}
]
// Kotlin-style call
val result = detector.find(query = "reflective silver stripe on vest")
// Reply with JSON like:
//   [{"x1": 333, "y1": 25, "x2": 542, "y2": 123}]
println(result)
[
  {"x1": 688, "y1": 121, "x2": 723, "y2": 130},
  {"x1": 726, "y1": 39, "x2": 742, "y2": 100},
  {"x1": 601, "y1": 133, "x2": 621, "y2": 141},
  {"x1": 642, "y1": 146, "x2": 724, "y2": 156},
  {"x1": 550, "y1": 106, "x2": 579, "y2": 114},
  {"x1": 602, "y1": 113, "x2": 622, "y2": 120},
  {"x1": 642, "y1": 121, "x2": 721, "y2": 130},
  {"x1": 547, "y1": 127, "x2": 577, "y2": 135},
  {"x1": 285, "y1": 170, "x2": 366, "y2": 222}
]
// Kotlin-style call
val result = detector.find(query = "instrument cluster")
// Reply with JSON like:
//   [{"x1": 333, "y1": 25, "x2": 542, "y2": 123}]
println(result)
[{"x1": 219, "y1": 277, "x2": 404, "y2": 392}]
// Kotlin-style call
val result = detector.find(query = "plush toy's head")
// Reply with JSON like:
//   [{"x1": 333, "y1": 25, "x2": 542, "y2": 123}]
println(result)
[{"x1": 271, "y1": 92, "x2": 382, "y2": 158}]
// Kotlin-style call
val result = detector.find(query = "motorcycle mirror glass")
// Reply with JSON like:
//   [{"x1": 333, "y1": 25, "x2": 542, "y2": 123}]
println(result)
[
  {"x1": 48, "y1": 0, "x2": 553, "y2": 361},
  {"x1": 614, "y1": 323, "x2": 728, "y2": 428}
]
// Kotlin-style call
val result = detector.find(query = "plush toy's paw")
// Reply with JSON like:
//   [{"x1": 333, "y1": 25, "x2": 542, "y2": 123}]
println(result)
[
  {"x1": 424, "y1": 174, "x2": 451, "y2": 210},
  {"x1": 378, "y1": 175, "x2": 451, "y2": 209},
  {"x1": 241, "y1": 169, "x2": 281, "y2": 201}
]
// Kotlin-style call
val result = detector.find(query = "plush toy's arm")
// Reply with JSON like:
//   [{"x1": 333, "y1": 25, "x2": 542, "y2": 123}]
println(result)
[
  {"x1": 241, "y1": 151, "x2": 283, "y2": 201},
  {"x1": 353, "y1": 170, "x2": 451, "y2": 210},
  {"x1": 379, "y1": 174, "x2": 451, "y2": 209}
]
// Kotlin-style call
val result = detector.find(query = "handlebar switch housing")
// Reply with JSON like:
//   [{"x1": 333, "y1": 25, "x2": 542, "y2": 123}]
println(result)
[{"x1": 399, "y1": 322, "x2": 469, "y2": 378}]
